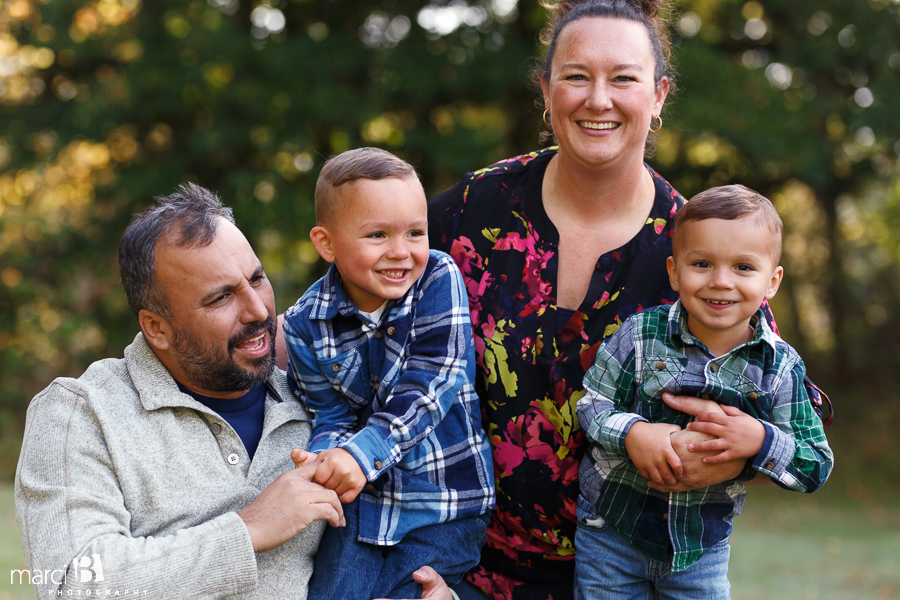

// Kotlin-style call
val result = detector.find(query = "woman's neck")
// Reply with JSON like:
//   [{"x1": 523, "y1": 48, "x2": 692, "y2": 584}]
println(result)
[{"x1": 543, "y1": 152, "x2": 654, "y2": 225}]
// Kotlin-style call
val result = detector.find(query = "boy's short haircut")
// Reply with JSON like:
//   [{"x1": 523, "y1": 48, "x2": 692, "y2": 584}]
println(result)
[
  {"x1": 315, "y1": 147, "x2": 419, "y2": 226},
  {"x1": 675, "y1": 184, "x2": 783, "y2": 263}
]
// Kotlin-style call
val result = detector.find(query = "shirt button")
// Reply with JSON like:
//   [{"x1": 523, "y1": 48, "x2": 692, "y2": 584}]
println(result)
[
  {"x1": 386, "y1": 326, "x2": 396, "y2": 336},
  {"x1": 702, "y1": 394, "x2": 711, "y2": 400},
  {"x1": 710, "y1": 363, "x2": 719, "y2": 373},
  {"x1": 211, "y1": 423, "x2": 222, "y2": 435},
  {"x1": 374, "y1": 330, "x2": 383, "y2": 338},
  {"x1": 662, "y1": 513, "x2": 669, "y2": 521},
  {"x1": 656, "y1": 361, "x2": 666, "y2": 371},
  {"x1": 364, "y1": 484, "x2": 375, "y2": 493},
  {"x1": 764, "y1": 461, "x2": 775, "y2": 470},
  {"x1": 748, "y1": 392, "x2": 758, "y2": 401},
  {"x1": 331, "y1": 363, "x2": 341, "y2": 372},
  {"x1": 227, "y1": 453, "x2": 240, "y2": 465},
  {"x1": 374, "y1": 460, "x2": 383, "y2": 470}
]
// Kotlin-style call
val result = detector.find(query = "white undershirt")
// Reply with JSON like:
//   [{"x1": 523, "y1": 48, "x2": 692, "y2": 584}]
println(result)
[{"x1": 358, "y1": 302, "x2": 388, "y2": 337}]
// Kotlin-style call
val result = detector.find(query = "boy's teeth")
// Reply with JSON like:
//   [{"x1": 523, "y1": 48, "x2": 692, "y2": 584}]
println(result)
[{"x1": 580, "y1": 122, "x2": 618, "y2": 130}]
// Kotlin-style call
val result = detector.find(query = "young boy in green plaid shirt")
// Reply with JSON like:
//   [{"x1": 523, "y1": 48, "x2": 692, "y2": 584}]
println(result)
[{"x1": 574, "y1": 184, "x2": 833, "y2": 599}]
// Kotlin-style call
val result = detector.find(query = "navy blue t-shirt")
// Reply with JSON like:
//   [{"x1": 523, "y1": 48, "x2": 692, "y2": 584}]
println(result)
[{"x1": 177, "y1": 382, "x2": 266, "y2": 459}]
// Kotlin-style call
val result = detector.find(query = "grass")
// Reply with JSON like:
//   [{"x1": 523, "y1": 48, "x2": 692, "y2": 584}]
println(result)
[
  {"x1": 730, "y1": 486, "x2": 900, "y2": 600},
  {"x1": 1, "y1": 484, "x2": 898, "y2": 599},
  {"x1": 0, "y1": 485, "x2": 29, "y2": 600}
]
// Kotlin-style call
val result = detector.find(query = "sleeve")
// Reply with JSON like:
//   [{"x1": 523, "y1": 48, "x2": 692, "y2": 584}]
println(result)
[
  {"x1": 283, "y1": 316, "x2": 359, "y2": 453},
  {"x1": 335, "y1": 256, "x2": 476, "y2": 480},
  {"x1": 749, "y1": 355, "x2": 834, "y2": 492},
  {"x1": 15, "y1": 386, "x2": 258, "y2": 598},
  {"x1": 760, "y1": 300, "x2": 833, "y2": 424},
  {"x1": 575, "y1": 318, "x2": 646, "y2": 458}
]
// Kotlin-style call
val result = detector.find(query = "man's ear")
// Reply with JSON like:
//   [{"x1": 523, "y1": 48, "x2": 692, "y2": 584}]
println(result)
[
  {"x1": 309, "y1": 226, "x2": 336, "y2": 264},
  {"x1": 139, "y1": 309, "x2": 173, "y2": 351}
]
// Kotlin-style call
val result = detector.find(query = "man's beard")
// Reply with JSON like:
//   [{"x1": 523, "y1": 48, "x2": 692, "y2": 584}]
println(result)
[{"x1": 171, "y1": 316, "x2": 276, "y2": 394}]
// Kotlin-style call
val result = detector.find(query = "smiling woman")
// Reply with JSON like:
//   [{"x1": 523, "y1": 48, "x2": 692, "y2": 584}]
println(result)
[{"x1": 424, "y1": 1, "x2": 819, "y2": 599}]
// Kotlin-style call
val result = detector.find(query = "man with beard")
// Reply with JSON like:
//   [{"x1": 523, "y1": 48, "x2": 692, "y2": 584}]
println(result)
[{"x1": 14, "y1": 184, "x2": 456, "y2": 599}]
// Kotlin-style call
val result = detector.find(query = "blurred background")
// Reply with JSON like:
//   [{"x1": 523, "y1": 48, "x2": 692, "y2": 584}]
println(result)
[{"x1": 0, "y1": 0, "x2": 899, "y2": 598}]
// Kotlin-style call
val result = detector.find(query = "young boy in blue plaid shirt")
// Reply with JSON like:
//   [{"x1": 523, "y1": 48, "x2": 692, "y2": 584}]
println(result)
[
  {"x1": 574, "y1": 185, "x2": 833, "y2": 599},
  {"x1": 283, "y1": 147, "x2": 494, "y2": 599}
]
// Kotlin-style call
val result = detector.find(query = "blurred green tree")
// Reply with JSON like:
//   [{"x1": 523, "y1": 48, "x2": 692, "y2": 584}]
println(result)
[{"x1": 1, "y1": 0, "x2": 899, "y2": 480}]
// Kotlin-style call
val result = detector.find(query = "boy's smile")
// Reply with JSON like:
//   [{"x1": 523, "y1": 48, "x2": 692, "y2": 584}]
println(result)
[
  {"x1": 666, "y1": 216, "x2": 783, "y2": 356},
  {"x1": 311, "y1": 176, "x2": 429, "y2": 312}
]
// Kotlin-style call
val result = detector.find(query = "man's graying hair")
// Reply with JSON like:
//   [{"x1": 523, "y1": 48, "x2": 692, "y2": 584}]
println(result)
[{"x1": 119, "y1": 183, "x2": 235, "y2": 319}]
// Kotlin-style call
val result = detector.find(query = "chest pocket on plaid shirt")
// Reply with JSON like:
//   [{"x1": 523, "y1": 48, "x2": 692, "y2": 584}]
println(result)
[
  {"x1": 321, "y1": 349, "x2": 371, "y2": 410},
  {"x1": 710, "y1": 364, "x2": 770, "y2": 418},
  {"x1": 638, "y1": 355, "x2": 688, "y2": 423}
]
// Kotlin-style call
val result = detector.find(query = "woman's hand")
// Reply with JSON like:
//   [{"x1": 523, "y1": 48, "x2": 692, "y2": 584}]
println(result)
[
  {"x1": 644, "y1": 393, "x2": 752, "y2": 492},
  {"x1": 663, "y1": 393, "x2": 765, "y2": 463}
]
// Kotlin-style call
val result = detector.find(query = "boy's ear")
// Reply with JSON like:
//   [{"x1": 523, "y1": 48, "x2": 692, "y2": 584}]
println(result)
[
  {"x1": 666, "y1": 256, "x2": 679, "y2": 292},
  {"x1": 765, "y1": 265, "x2": 784, "y2": 299},
  {"x1": 139, "y1": 309, "x2": 173, "y2": 352},
  {"x1": 309, "y1": 226, "x2": 336, "y2": 263}
]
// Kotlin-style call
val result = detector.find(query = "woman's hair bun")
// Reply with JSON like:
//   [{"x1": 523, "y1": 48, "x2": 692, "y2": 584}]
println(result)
[{"x1": 545, "y1": 0, "x2": 665, "y2": 22}]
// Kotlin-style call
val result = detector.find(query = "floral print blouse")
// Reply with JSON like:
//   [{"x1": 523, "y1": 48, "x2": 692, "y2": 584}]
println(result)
[{"x1": 427, "y1": 147, "x2": 685, "y2": 600}]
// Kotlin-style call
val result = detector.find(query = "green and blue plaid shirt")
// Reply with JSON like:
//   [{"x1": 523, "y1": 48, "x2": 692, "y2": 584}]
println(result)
[{"x1": 576, "y1": 301, "x2": 833, "y2": 571}]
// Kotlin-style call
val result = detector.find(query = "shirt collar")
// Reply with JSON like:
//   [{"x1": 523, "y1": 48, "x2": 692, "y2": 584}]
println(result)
[
  {"x1": 667, "y1": 299, "x2": 779, "y2": 354},
  {"x1": 311, "y1": 264, "x2": 365, "y2": 321}
]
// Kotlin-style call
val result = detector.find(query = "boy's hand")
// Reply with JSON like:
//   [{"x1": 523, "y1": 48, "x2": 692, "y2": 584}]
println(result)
[
  {"x1": 312, "y1": 448, "x2": 368, "y2": 503},
  {"x1": 624, "y1": 421, "x2": 683, "y2": 486},
  {"x1": 663, "y1": 392, "x2": 766, "y2": 463},
  {"x1": 684, "y1": 405, "x2": 766, "y2": 463}
]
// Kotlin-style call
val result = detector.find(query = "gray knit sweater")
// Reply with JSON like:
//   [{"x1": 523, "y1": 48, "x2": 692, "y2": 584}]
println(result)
[{"x1": 15, "y1": 333, "x2": 324, "y2": 598}]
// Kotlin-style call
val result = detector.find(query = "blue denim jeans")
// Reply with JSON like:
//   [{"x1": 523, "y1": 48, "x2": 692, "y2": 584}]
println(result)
[
  {"x1": 308, "y1": 497, "x2": 489, "y2": 599},
  {"x1": 574, "y1": 505, "x2": 731, "y2": 600}
]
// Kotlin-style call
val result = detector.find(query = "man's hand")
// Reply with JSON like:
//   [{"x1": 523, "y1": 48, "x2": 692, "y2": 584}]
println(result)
[
  {"x1": 238, "y1": 462, "x2": 344, "y2": 553},
  {"x1": 624, "y1": 421, "x2": 683, "y2": 486},
  {"x1": 291, "y1": 448, "x2": 319, "y2": 468},
  {"x1": 312, "y1": 447, "x2": 368, "y2": 503},
  {"x1": 374, "y1": 566, "x2": 455, "y2": 600}
]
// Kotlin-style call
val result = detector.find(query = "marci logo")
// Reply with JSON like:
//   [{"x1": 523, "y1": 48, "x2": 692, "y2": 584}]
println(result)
[{"x1": 73, "y1": 554, "x2": 104, "y2": 583}]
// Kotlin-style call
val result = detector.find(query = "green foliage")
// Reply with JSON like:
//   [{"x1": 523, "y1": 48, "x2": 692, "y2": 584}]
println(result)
[{"x1": 1, "y1": 0, "x2": 900, "y2": 480}]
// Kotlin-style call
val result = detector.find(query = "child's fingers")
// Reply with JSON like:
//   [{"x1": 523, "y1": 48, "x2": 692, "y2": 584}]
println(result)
[
  {"x1": 685, "y1": 419, "x2": 725, "y2": 437},
  {"x1": 702, "y1": 451, "x2": 739, "y2": 464},
  {"x1": 687, "y1": 437, "x2": 727, "y2": 454},
  {"x1": 338, "y1": 488, "x2": 361, "y2": 503},
  {"x1": 313, "y1": 461, "x2": 335, "y2": 487},
  {"x1": 665, "y1": 449, "x2": 684, "y2": 478}
]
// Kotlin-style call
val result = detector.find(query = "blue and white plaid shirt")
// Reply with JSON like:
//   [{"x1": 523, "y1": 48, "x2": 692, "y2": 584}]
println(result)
[
  {"x1": 577, "y1": 301, "x2": 833, "y2": 571},
  {"x1": 284, "y1": 250, "x2": 494, "y2": 546}
]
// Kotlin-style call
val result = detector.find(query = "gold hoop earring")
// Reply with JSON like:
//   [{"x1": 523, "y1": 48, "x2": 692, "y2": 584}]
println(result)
[
  {"x1": 543, "y1": 109, "x2": 551, "y2": 126},
  {"x1": 649, "y1": 115, "x2": 663, "y2": 133}
]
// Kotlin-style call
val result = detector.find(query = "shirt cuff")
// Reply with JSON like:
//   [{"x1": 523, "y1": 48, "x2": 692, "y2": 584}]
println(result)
[
  {"x1": 589, "y1": 412, "x2": 647, "y2": 457},
  {"x1": 751, "y1": 421, "x2": 796, "y2": 477},
  {"x1": 338, "y1": 426, "x2": 396, "y2": 480}
]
